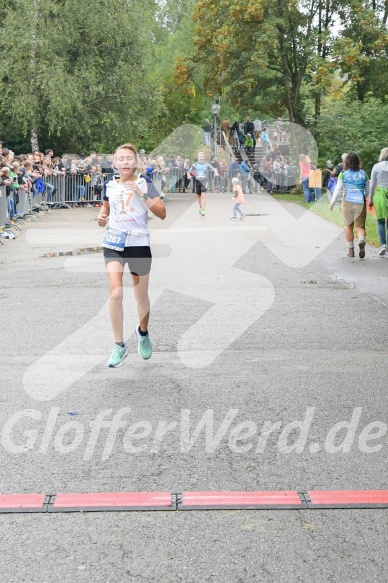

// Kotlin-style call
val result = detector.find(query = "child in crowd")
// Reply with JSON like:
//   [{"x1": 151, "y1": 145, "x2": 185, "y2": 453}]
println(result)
[
  {"x1": 70, "y1": 157, "x2": 79, "y2": 173},
  {"x1": 22, "y1": 161, "x2": 34, "y2": 191},
  {"x1": 90, "y1": 165, "x2": 104, "y2": 206},
  {"x1": 231, "y1": 177, "x2": 246, "y2": 220},
  {"x1": 245, "y1": 133, "x2": 254, "y2": 155}
]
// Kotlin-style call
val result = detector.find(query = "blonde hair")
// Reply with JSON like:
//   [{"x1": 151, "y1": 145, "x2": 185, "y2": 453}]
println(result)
[
  {"x1": 114, "y1": 143, "x2": 138, "y2": 159},
  {"x1": 379, "y1": 147, "x2": 388, "y2": 162}
]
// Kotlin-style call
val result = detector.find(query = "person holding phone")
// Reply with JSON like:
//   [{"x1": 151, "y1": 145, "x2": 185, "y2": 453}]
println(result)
[{"x1": 97, "y1": 143, "x2": 166, "y2": 368}]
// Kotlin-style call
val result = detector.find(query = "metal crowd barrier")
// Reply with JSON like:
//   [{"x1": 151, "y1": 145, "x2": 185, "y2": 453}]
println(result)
[
  {"x1": 0, "y1": 182, "x2": 51, "y2": 243},
  {"x1": 17, "y1": 188, "x2": 32, "y2": 215},
  {"x1": 33, "y1": 190, "x2": 43, "y2": 206},
  {"x1": 0, "y1": 186, "x2": 7, "y2": 234},
  {"x1": 150, "y1": 170, "x2": 164, "y2": 195},
  {"x1": 43, "y1": 167, "x2": 247, "y2": 200},
  {"x1": 44, "y1": 172, "x2": 115, "y2": 205},
  {"x1": 42, "y1": 174, "x2": 67, "y2": 206},
  {"x1": 0, "y1": 189, "x2": 22, "y2": 241},
  {"x1": 14, "y1": 187, "x2": 46, "y2": 221},
  {"x1": 42, "y1": 164, "x2": 268, "y2": 203}
]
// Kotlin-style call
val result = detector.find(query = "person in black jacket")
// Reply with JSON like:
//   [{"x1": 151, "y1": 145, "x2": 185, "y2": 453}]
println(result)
[
  {"x1": 203, "y1": 119, "x2": 212, "y2": 146},
  {"x1": 244, "y1": 117, "x2": 256, "y2": 149},
  {"x1": 230, "y1": 122, "x2": 240, "y2": 150},
  {"x1": 322, "y1": 160, "x2": 334, "y2": 188}
]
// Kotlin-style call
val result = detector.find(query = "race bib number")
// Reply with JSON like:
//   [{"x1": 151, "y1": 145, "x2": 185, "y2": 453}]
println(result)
[{"x1": 101, "y1": 228, "x2": 126, "y2": 251}]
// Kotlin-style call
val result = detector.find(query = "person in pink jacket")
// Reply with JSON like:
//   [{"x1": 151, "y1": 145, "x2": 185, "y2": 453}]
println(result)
[{"x1": 230, "y1": 177, "x2": 247, "y2": 220}]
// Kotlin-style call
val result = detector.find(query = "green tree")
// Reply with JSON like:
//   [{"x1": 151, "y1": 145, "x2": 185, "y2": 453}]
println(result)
[
  {"x1": 151, "y1": 0, "x2": 208, "y2": 143},
  {"x1": 335, "y1": 0, "x2": 388, "y2": 102},
  {"x1": 0, "y1": 0, "x2": 164, "y2": 153},
  {"x1": 316, "y1": 97, "x2": 388, "y2": 172},
  {"x1": 179, "y1": 0, "x2": 340, "y2": 124}
]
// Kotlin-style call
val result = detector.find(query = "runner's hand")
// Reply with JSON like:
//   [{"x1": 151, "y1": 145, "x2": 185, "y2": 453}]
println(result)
[
  {"x1": 329, "y1": 203, "x2": 334, "y2": 211},
  {"x1": 97, "y1": 213, "x2": 108, "y2": 226},
  {"x1": 123, "y1": 181, "x2": 143, "y2": 197}
]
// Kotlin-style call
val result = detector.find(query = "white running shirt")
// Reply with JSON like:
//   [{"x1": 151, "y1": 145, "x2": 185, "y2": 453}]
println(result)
[{"x1": 103, "y1": 174, "x2": 160, "y2": 247}]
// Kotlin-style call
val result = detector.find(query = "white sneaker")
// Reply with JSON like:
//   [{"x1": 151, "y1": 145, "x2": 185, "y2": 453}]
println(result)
[
  {"x1": 230, "y1": 217, "x2": 238, "y2": 221},
  {"x1": 240, "y1": 214, "x2": 247, "y2": 220},
  {"x1": 379, "y1": 246, "x2": 386, "y2": 256}
]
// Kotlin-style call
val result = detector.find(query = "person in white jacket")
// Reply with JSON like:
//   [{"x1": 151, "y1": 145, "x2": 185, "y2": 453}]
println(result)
[{"x1": 369, "y1": 147, "x2": 388, "y2": 256}]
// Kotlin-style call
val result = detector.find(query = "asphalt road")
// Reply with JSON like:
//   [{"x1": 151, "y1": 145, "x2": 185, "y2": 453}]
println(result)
[{"x1": 0, "y1": 191, "x2": 387, "y2": 582}]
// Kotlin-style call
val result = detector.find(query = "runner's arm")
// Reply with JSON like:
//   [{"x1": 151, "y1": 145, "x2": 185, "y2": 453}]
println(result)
[
  {"x1": 187, "y1": 164, "x2": 195, "y2": 179},
  {"x1": 208, "y1": 163, "x2": 219, "y2": 176},
  {"x1": 143, "y1": 175, "x2": 166, "y2": 220},
  {"x1": 369, "y1": 167, "x2": 377, "y2": 205},
  {"x1": 145, "y1": 196, "x2": 166, "y2": 220},
  {"x1": 97, "y1": 200, "x2": 110, "y2": 226}
]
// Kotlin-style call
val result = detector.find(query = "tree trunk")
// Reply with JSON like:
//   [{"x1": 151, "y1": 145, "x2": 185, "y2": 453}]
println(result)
[
  {"x1": 30, "y1": 127, "x2": 39, "y2": 152},
  {"x1": 30, "y1": 0, "x2": 39, "y2": 153}
]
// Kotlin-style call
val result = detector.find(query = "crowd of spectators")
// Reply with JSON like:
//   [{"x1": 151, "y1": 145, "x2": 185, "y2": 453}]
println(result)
[
  {"x1": 222, "y1": 117, "x2": 287, "y2": 154},
  {"x1": 0, "y1": 127, "x2": 358, "y2": 221},
  {"x1": 0, "y1": 140, "x2": 332, "y2": 217},
  {"x1": 208, "y1": 116, "x2": 298, "y2": 194},
  {"x1": 0, "y1": 145, "x2": 119, "y2": 215},
  {"x1": 138, "y1": 152, "x2": 236, "y2": 195},
  {"x1": 2, "y1": 132, "x2": 386, "y2": 259}
]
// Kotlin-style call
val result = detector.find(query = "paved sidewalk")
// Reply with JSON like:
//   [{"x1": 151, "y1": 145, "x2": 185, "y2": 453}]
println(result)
[{"x1": 0, "y1": 191, "x2": 387, "y2": 582}]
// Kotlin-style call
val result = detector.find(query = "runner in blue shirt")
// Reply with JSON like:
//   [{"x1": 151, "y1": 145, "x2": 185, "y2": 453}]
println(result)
[
  {"x1": 188, "y1": 151, "x2": 219, "y2": 216},
  {"x1": 329, "y1": 151, "x2": 367, "y2": 258}
]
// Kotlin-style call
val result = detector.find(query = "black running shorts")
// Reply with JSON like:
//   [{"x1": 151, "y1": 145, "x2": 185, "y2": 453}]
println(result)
[
  {"x1": 103, "y1": 246, "x2": 152, "y2": 276},
  {"x1": 195, "y1": 180, "x2": 208, "y2": 195}
]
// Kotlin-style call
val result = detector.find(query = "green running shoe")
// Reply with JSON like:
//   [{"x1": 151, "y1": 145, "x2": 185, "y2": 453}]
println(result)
[
  {"x1": 107, "y1": 344, "x2": 127, "y2": 368},
  {"x1": 136, "y1": 326, "x2": 153, "y2": 360}
]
